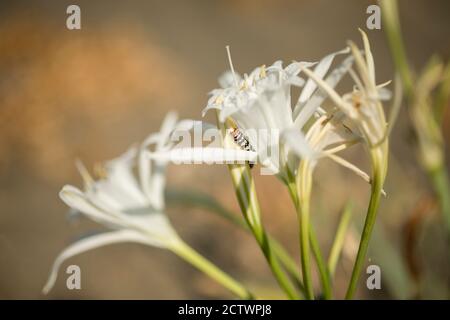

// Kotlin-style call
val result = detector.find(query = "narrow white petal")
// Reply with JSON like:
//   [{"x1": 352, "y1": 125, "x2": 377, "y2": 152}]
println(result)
[
  {"x1": 294, "y1": 54, "x2": 354, "y2": 128},
  {"x1": 297, "y1": 47, "x2": 350, "y2": 106},
  {"x1": 282, "y1": 129, "x2": 316, "y2": 160},
  {"x1": 348, "y1": 41, "x2": 374, "y2": 94},
  {"x1": 138, "y1": 148, "x2": 153, "y2": 203},
  {"x1": 42, "y1": 230, "x2": 161, "y2": 294},
  {"x1": 101, "y1": 147, "x2": 148, "y2": 208},
  {"x1": 157, "y1": 112, "x2": 178, "y2": 149},
  {"x1": 359, "y1": 29, "x2": 375, "y2": 84},
  {"x1": 377, "y1": 87, "x2": 392, "y2": 101},
  {"x1": 74, "y1": 160, "x2": 94, "y2": 188},
  {"x1": 148, "y1": 161, "x2": 166, "y2": 211},
  {"x1": 59, "y1": 185, "x2": 125, "y2": 228},
  {"x1": 202, "y1": 103, "x2": 221, "y2": 117},
  {"x1": 327, "y1": 154, "x2": 370, "y2": 182},
  {"x1": 300, "y1": 67, "x2": 354, "y2": 117}
]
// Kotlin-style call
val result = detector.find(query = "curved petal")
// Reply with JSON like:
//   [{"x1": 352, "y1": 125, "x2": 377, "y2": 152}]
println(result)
[
  {"x1": 282, "y1": 129, "x2": 316, "y2": 160},
  {"x1": 97, "y1": 147, "x2": 148, "y2": 209},
  {"x1": 59, "y1": 185, "x2": 125, "y2": 228},
  {"x1": 42, "y1": 229, "x2": 164, "y2": 294},
  {"x1": 294, "y1": 54, "x2": 354, "y2": 128},
  {"x1": 296, "y1": 47, "x2": 350, "y2": 107},
  {"x1": 157, "y1": 112, "x2": 179, "y2": 150},
  {"x1": 147, "y1": 161, "x2": 166, "y2": 211},
  {"x1": 299, "y1": 66, "x2": 355, "y2": 118}
]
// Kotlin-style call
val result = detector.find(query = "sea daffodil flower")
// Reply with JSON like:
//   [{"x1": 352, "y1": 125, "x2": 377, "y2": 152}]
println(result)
[
  {"x1": 43, "y1": 113, "x2": 253, "y2": 299},
  {"x1": 297, "y1": 30, "x2": 397, "y2": 299},
  {"x1": 202, "y1": 46, "x2": 354, "y2": 181}
]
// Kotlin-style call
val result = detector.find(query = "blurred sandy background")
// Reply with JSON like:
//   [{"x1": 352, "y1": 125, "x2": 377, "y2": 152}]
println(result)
[{"x1": 0, "y1": 0, "x2": 449, "y2": 299}]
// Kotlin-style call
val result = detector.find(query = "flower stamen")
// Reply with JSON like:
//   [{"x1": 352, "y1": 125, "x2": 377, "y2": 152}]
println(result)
[{"x1": 226, "y1": 45, "x2": 239, "y2": 88}]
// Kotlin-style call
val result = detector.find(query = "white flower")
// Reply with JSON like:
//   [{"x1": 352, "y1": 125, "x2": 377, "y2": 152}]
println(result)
[
  {"x1": 286, "y1": 30, "x2": 394, "y2": 191},
  {"x1": 145, "y1": 45, "x2": 376, "y2": 187},
  {"x1": 43, "y1": 113, "x2": 189, "y2": 294},
  {"x1": 202, "y1": 46, "x2": 354, "y2": 181},
  {"x1": 299, "y1": 30, "x2": 391, "y2": 148}
]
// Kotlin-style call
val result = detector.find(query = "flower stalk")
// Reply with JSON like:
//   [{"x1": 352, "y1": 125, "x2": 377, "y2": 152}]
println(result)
[
  {"x1": 171, "y1": 239, "x2": 254, "y2": 299},
  {"x1": 165, "y1": 187, "x2": 305, "y2": 293},
  {"x1": 380, "y1": 0, "x2": 414, "y2": 96},
  {"x1": 286, "y1": 170, "x2": 331, "y2": 300},
  {"x1": 345, "y1": 144, "x2": 388, "y2": 299},
  {"x1": 381, "y1": 0, "x2": 450, "y2": 233},
  {"x1": 328, "y1": 202, "x2": 353, "y2": 277},
  {"x1": 217, "y1": 113, "x2": 300, "y2": 300},
  {"x1": 296, "y1": 161, "x2": 315, "y2": 299}
]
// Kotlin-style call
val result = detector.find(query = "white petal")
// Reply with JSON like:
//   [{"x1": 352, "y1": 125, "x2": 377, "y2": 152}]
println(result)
[
  {"x1": 147, "y1": 161, "x2": 166, "y2": 211},
  {"x1": 348, "y1": 40, "x2": 375, "y2": 94},
  {"x1": 377, "y1": 87, "x2": 392, "y2": 101},
  {"x1": 327, "y1": 154, "x2": 370, "y2": 182},
  {"x1": 59, "y1": 185, "x2": 125, "y2": 228},
  {"x1": 138, "y1": 148, "x2": 156, "y2": 208},
  {"x1": 294, "y1": 54, "x2": 354, "y2": 128},
  {"x1": 42, "y1": 230, "x2": 164, "y2": 294},
  {"x1": 157, "y1": 112, "x2": 179, "y2": 150},
  {"x1": 299, "y1": 66, "x2": 354, "y2": 118},
  {"x1": 318, "y1": 117, "x2": 360, "y2": 150},
  {"x1": 98, "y1": 147, "x2": 148, "y2": 209},
  {"x1": 297, "y1": 47, "x2": 350, "y2": 107},
  {"x1": 202, "y1": 104, "x2": 218, "y2": 118},
  {"x1": 140, "y1": 213, "x2": 179, "y2": 242},
  {"x1": 74, "y1": 160, "x2": 94, "y2": 188},
  {"x1": 359, "y1": 29, "x2": 375, "y2": 84},
  {"x1": 282, "y1": 129, "x2": 316, "y2": 160}
]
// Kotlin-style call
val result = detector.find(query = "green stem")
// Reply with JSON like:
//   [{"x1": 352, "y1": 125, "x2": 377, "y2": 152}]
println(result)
[
  {"x1": 216, "y1": 112, "x2": 300, "y2": 299},
  {"x1": 288, "y1": 169, "x2": 331, "y2": 299},
  {"x1": 429, "y1": 165, "x2": 450, "y2": 233},
  {"x1": 257, "y1": 230, "x2": 301, "y2": 300},
  {"x1": 270, "y1": 239, "x2": 305, "y2": 295},
  {"x1": 296, "y1": 162, "x2": 315, "y2": 299},
  {"x1": 380, "y1": 0, "x2": 414, "y2": 96},
  {"x1": 433, "y1": 63, "x2": 450, "y2": 124},
  {"x1": 171, "y1": 239, "x2": 254, "y2": 299},
  {"x1": 345, "y1": 150, "x2": 386, "y2": 299},
  {"x1": 328, "y1": 202, "x2": 353, "y2": 277},
  {"x1": 298, "y1": 193, "x2": 314, "y2": 299},
  {"x1": 382, "y1": 0, "x2": 450, "y2": 236},
  {"x1": 310, "y1": 226, "x2": 332, "y2": 299},
  {"x1": 229, "y1": 165, "x2": 300, "y2": 299}
]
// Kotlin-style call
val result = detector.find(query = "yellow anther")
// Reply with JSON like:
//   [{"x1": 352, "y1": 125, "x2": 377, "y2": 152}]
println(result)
[
  {"x1": 215, "y1": 95, "x2": 224, "y2": 105},
  {"x1": 260, "y1": 65, "x2": 266, "y2": 78},
  {"x1": 94, "y1": 163, "x2": 108, "y2": 179}
]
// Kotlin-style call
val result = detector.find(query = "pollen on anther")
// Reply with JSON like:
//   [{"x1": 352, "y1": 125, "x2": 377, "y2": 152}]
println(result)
[{"x1": 260, "y1": 65, "x2": 266, "y2": 78}]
